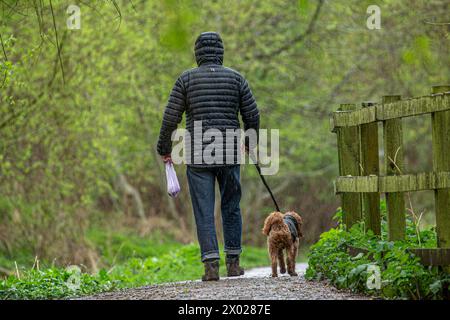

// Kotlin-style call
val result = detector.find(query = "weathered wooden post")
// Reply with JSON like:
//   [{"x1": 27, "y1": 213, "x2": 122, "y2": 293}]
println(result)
[
  {"x1": 382, "y1": 95, "x2": 406, "y2": 241},
  {"x1": 360, "y1": 101, "x2": 381, "y2": 235},
  {"x1": 336, "y1": 103, "x2": 362, "y2": 228},
  {"x1": 431, "y1": 85, "x2": 450, "y2": 249}
]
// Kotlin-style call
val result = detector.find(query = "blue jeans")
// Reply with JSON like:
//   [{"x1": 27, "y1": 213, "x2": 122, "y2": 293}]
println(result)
[{"x1": 186, "y1": 165, "x2": 242, "y2": 262}]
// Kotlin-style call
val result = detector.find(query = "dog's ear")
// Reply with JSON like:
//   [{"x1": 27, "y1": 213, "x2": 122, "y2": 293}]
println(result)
[
  {"x1": 262, "y1": 212, "x2": 283, "y2": 235},
  {"x1": 287, "y1": 211, "x2": 304, "y2": 238}
]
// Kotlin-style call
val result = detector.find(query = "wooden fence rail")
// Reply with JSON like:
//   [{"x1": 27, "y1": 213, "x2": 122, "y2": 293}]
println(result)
[{"x1": 331, "y1": 85, "x2": 450, "y2": 266}]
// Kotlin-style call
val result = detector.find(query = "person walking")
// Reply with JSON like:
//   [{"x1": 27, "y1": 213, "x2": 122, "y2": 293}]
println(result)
[{"x1": 157, "y1": 32, "x2": 260, "y2": 281}]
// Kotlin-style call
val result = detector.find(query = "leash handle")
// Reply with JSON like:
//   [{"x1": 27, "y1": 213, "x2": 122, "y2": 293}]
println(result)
[{"x1": 249, "y1": 150, "x2": 281, "y2": 212}]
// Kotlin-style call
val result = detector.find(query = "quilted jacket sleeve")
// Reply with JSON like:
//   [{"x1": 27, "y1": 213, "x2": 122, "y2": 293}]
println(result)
[
  {"x1": 239, "y1": 77, "x2": 260, "y2": 149},
  {"x1": 157, "y1": 77, "x2": 186, "y2": 156}
]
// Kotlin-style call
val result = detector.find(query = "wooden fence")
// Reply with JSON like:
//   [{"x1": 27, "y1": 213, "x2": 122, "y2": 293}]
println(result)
[{"x1": 331, "y1": 85, "x2": 450, "y2": 266}]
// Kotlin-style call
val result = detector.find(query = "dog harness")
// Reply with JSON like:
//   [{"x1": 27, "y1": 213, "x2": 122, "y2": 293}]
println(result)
[{"x1": 283, "y1": 215, "x2": 299, "y2": 241}]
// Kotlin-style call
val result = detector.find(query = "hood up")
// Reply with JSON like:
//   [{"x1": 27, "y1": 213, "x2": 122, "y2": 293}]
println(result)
[{"x1": 194, "y1": 32, "x2": 224, "y2": 66}]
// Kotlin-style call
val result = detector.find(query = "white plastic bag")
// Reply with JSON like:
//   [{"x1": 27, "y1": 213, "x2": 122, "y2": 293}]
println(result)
[{"x1": 165, "y1": 162, "x2": 180, "y2": 197}]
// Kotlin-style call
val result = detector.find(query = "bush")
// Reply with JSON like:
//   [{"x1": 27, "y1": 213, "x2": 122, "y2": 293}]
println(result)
[{"x1": 306, "y1": 206, "x2": 450, "y2": 299}]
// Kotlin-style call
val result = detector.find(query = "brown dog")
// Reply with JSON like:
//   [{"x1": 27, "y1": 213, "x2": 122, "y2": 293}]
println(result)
[{"x1": 262, "y1": 211, "x2": 303, "y2": 277}]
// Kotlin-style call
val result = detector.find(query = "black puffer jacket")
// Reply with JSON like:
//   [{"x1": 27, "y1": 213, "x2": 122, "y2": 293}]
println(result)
[{"x1": 156, "y1": 32, "x2": 260, "y2": 167}]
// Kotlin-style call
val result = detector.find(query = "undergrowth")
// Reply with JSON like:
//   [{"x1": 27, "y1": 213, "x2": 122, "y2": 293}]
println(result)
[
  {"x1": 306, "y1": 203, "x2": 450, "y2": 300},
  {"x1": 0, "y1": 239, "x2": 269, "y2": 300}
]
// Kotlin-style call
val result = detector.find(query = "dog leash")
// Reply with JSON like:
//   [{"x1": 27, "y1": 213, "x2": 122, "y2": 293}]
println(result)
[{"x1": 249, "y1": 151, "x2": 281, "y2": 212}]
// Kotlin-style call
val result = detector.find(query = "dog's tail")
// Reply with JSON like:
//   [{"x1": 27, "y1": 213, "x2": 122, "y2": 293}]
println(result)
[{"x1": 262, "y1": 212, "x2": 284, "y2": 236}]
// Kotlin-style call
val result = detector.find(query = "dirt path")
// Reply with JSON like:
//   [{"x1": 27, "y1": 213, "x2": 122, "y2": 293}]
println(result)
[{"x1": 80, "y1": 263, "x2": 369, "y2": 300}]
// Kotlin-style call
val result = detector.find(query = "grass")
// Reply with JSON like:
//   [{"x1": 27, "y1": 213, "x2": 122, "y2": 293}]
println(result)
[{"x1": 0, "y1": 228, "x2": 275, "y2": 300}]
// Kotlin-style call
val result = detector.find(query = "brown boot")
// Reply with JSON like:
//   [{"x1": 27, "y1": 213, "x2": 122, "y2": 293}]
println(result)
[
  {"x1": 226, "y1": 256, "x2": 245, "y2": 277},
  {"x1": 201, "y1": 260, "x2": 220, "y2": 281}
]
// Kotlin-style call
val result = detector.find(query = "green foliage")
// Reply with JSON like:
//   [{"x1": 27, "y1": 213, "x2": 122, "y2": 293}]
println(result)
[
  {"x1": 85, "y1": 227, "x2": 183, "y2": 265},
  {"x1": 107, "y1": 244, "x2": 201, "y2": 287},
  {"x1": 1, "y1": 0, "x2": 449, "y2": 286},
  {"x1": 0, "y1": 242, "x2": 269, "y2": 300},
  {"x1": 0, "y1": 267, "x2": 115, "y2": 300},
  {"x1": 306, "y1": 206, "x2": 450, "y2": 299}
]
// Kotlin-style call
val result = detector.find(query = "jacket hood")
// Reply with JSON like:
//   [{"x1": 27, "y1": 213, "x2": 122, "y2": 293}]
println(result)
[{"x1": 194, "y1": 32, "x2": 224, "y2": 66}]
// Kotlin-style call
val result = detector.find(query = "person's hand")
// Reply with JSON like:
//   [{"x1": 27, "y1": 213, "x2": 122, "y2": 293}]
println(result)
[
  {"x1": 240, "y1": 143, "x2": 250, "y2": 154},
  {"x1": 162, "y1": 154, "x2": 172, "y2": 163}
]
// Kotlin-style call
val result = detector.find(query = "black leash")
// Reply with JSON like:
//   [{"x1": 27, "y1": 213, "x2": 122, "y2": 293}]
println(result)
[{"x1": 249, "y1": 151, "x2": 281, "y2": 212}]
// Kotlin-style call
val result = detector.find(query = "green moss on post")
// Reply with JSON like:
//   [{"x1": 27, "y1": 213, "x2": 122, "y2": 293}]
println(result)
[
  {"x1": 431, "y1": 85, "x2": 450, "y2": 249},
  {"x1": 382, "y1": 95, "x2": 406, "y2": 241},
  {"x1": 360, "y1": 102, "x2": 381, "y2": 235},
  {"x1": 336, "y1": 103, "x2": 362, "y2": 228}
]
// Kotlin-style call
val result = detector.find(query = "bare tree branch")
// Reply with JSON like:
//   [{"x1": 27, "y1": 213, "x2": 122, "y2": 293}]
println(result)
[
  {"x1": 0, "y1": 32, "x2": 8, "y2": 61},
  {"x1": 49, "y1": 0, "x2": 65, "y2": 84},
  {"x1": 110, "y1": 0, "x2": 123, "y2": 30},
  {"x1": 422, "y1": 19, "x2": 450, "y2": 25},
  {"x1": 255, "y1": 0, "x2": 325, "y2": 59}
]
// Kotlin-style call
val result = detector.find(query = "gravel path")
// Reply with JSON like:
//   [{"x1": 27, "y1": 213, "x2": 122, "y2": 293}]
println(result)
[{"x1": 80, "y1": 263, "x2": 370, "y2": 300}]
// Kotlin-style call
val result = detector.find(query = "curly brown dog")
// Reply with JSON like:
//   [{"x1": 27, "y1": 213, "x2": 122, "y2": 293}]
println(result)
[{"x1": 262, "y1": 211, "x2": 303, "y2": 277}]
